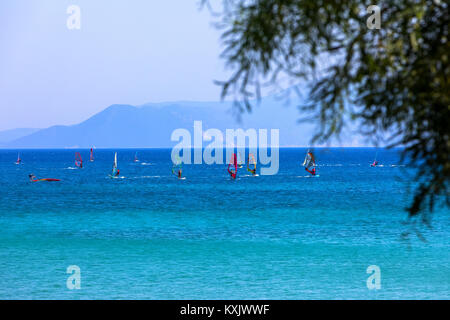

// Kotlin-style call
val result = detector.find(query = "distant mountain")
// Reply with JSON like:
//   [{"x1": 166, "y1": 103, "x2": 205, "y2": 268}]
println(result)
[
  {"x1": 0, "y1": 128, "x2": 40, "y2": 145},
  {"x1": 5, "y1": 95, "x2": 362, "y2": 148}
]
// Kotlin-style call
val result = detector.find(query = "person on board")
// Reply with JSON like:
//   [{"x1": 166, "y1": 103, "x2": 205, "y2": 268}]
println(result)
[
  {"x1": 228, "y1": 167, "x2": 236, "y2": 179},
  {"x1": 115, "y1": 169, "x2": 120, "y2": 177},
  {"x1": 305, "y1": 167, "x2": 316, "y2": 176},
  {"x1": 371, "y1": 160, "x2": 378, "y2": 167},
  {"x1": 29, "y1": 174, "x2": 37, "y2": 182},
  {"x1": 177, "y1": 169, "x2": 182, "y2": 179},
  {"x1": 247, "y1": 156, "x2": 255, "y2": 176}
]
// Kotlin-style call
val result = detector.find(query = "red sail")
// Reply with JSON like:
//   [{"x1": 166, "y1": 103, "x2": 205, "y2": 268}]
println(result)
[
  {"x1": 75, "y1": 152, "x2": 83, "y2": 168},
  {"x1": 227, "y1": 153, "x2": 238, "y2": 179}
]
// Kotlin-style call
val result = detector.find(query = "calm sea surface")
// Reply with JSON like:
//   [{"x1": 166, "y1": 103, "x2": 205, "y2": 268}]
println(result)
[{"x1": 0, "y1": 148, "x2": 448, "y2": 299}]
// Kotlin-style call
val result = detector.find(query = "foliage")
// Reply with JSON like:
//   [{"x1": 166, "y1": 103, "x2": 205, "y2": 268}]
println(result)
[{"x1": 202, "y1": 0, "x2": 449, "y2": 219}]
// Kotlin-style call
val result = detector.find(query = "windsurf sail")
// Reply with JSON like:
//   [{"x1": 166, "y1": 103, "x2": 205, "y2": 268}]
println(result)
[
  {"x1": 237, "y1": 152, "x2": 244, "y2": 168},
  {"x1": 172, "y1": 156, "x2": 182, "y2": 178},
  {"x1": 247, "y1": 153, "x2": 256, "y2": 175},
  {"x1": 112, "y1": 152, "x2": 118, "y2": 176},
  {"x1": 75, "y1": 152, "x2": 83, "y2": 168},
  {"x1": 29, "y1": 174, "x2": 60, "y2": 182},
  {"x1": 303, "y1": 149, "x2": 316, "y2": 176},
  {"x1": 228, "y1": 153, "x2": 238, "y2": 179},
  {"x1": 90, "y1": 148, "x2": 94, "y2": 162},
  {"x1": 134, "y1": 152, "x2": 139, "y2": 162}
]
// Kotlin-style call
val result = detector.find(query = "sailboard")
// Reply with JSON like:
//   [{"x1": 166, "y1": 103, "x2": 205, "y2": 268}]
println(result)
[
  {"x1": 172, "y1": 156, "x2": 184, "y2": 179},
  {"x1": 228, "y1": 153, "x2": 238, "y2": 179},
  {"x1": 90, "y1": 148, "x2": 94, "y2": 162},
  {"x1": 247, "y1": 153, "x2": 257, "y2": 176},
  {"x1": 237, "y1": 152, "x2": 244, "y2": 168},
  {"x1": 370, "y1": 151, "x2": 379, "y2": 167},
  {"x1": 15, "y1": 153, "x2": 22, "y2": 165},
  {"x1": 302, "y1": 149, "x2": 316, "y2": 176},
  {"x1": 109, "y1": 152, "x2": 120, "y2": 178},
  {"x1": 29, "y1": 174, "x2": 60, "y2": 182},
  {"x1": 75, "y1": 152, "x2": 83, "y2": 168}
]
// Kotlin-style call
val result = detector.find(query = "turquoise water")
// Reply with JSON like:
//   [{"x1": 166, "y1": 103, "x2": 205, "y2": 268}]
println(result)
[{"x1": 0, "y1": 148, "x2": 448, "y2": 299}]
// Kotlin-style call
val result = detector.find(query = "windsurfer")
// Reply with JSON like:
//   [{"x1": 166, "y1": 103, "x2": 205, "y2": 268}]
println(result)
[
  {"x1": 303, "y1": 150, "x2": 317, "y2": 176},
  {"x1": 228, "y1": 165, "x2": 237, "y2": 179},
  {"x1": 75, "y1": 152, "x2": 83, "y2": 168},
  {"x1": 306, "y1": 167, "x2": 316, "y2": 176},
  {"x1": 29, "y1": 174, "x2": 36, "y2": 182},
  {"x1": 115, "y1": 169, "x2": 120, "y2": 177},
  {"x1": 228, "y1": 153, "x2": 238, "y2": 179},
  {"x1": 247, "y1": 154, "x2": 256, "y2": 176}
]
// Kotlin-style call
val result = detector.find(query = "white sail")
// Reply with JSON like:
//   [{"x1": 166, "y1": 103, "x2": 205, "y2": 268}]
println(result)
[
  {"x1": 302, "y1": 150, "x2": 310, "y2": 166},
  {"x1": 303, "y1": 150, "x2": 316, "y2": 170},
  {"x1": 112, "y1": 152, "x2": 118, "y2": 175},
  {"x1": 237, "y1": 152, "x2": 244, "y2": 165}
]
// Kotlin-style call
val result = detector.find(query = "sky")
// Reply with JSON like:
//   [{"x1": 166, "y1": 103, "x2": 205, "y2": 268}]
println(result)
[{"x1": 0, "y1": 0, "x2": 227, "y2": 131}]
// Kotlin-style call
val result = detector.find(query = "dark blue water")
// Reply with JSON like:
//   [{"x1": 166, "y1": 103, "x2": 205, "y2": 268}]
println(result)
[{"x1": 0, "y1": 148, "x2": 448, "y2": 299}]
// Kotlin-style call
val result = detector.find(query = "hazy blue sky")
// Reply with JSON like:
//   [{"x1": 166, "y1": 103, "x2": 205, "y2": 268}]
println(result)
[{"x1": 0, "y1": 0, "x2": 227, "y2": 131}]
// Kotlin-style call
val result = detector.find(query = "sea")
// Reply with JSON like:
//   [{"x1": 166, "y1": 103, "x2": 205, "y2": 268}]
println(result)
[{"x1": 0, "y1": 148, "x2": 448, "y2": 299}]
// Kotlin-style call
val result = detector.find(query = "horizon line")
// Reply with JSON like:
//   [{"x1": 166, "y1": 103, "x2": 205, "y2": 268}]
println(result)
[{"x1": 0, "y1": 146, "x2": 396, "y2": 150}]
